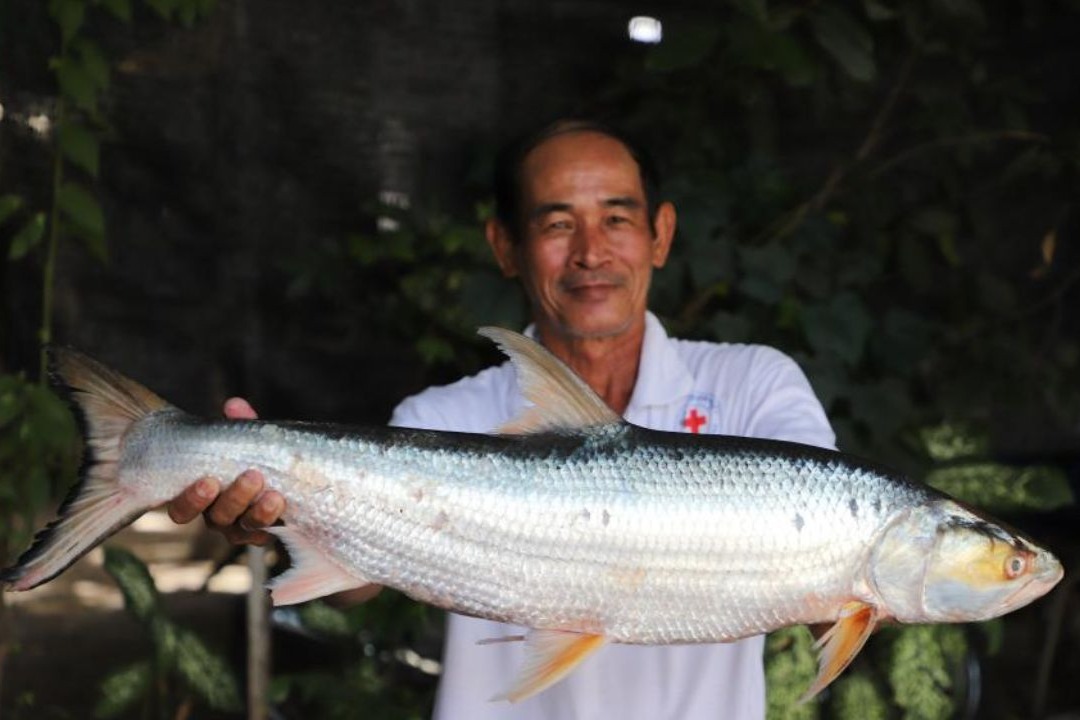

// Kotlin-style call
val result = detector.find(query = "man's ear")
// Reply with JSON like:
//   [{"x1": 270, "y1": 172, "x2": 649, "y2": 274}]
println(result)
[
  {"x1": 651, "y1": 202, "x2": 676, "y2": 268},
  {"x1": 486, "y1": 218, "x2": 519, "y2": 278}
]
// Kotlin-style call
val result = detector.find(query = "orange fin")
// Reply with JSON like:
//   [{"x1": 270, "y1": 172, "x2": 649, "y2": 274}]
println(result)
[
  {"x1": 487, "y1": 629, "x2": 606, "y2": 703},
  {"x1": 800, "y1": 601, "x2": 879, "y2": 703},
  {"x1": 266, "y1": 526, "x2": 371, "y2": 605}
]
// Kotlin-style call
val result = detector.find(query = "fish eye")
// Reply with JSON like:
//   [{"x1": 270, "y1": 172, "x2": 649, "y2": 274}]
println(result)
[{"x1": 1004, "y1": 554, "x2": 1028, "y2": 579}]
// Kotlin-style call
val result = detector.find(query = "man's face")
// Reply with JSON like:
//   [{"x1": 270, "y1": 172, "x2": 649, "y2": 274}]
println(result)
[{"x1": 489, "y1": 131, "x2": 675, "y2": 341}]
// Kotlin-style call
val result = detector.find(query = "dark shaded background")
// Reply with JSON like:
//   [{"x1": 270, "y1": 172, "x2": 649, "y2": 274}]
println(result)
[{"x1": 2, "y1": 0, "x2": 1079, "y2": 718}]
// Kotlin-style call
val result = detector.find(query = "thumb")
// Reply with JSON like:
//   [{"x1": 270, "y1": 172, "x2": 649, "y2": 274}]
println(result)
[{"x1": 224, "y1": 397, "x2": 258, "y2": 420}]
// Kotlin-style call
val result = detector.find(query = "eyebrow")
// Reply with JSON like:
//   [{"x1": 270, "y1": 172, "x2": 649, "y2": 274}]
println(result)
[{"x1": 528, "y1": 196, "x2": 643, "y2": 222}]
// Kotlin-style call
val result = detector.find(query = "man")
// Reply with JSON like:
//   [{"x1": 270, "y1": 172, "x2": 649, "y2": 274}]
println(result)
[{"x1": 167, "y1": 119, "x2": 835, "y2": 718}]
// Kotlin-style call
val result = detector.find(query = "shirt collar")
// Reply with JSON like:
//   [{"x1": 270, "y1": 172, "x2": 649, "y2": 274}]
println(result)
[
  {"x1": 627, "y1": 311, "x2": 694, "y2": 410},
  {"x1": 522, "y1": 311, "x2": 693, "y2": 411}
]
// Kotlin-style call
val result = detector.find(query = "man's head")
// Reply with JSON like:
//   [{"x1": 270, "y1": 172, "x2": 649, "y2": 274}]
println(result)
[
  {"x1": 493, "y1": 119, "x2": 663, "y2": 242},
  {"x1": 486, "y1": 120, "x2": 676, "y2": 342}
]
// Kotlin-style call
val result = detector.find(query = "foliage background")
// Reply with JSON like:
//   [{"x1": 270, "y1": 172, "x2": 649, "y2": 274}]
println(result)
[{"x1": 1, "y1": 0, "x2": 1078, "y2": 717}]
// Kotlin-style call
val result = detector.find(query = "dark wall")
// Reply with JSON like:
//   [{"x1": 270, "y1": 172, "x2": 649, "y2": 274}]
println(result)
[{"x1": 1, "y1": 0, "x2": 663, "y2": 422}]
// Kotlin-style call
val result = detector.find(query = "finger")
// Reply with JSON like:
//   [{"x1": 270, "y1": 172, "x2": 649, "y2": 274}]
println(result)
[
  {"x1": 237, "y1": 490, "x2": 286, "y2": 531},
  {"x1": 167, "y1": 477, "x2": 221, "y2": 524},
  {"x1": 223, "y1": 525, "x2": 275, "y2": 547},
  {"x1": 224, "y1": 397, "x2": 258, "y2": 420},
  {"x1": 205, "y1": 469, "x2": 265, "y2": 528}
]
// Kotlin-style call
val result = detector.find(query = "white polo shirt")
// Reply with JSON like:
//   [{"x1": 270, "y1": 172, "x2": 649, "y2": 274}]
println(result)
[{"x1": 390, "y1": 312, "x2": 835, "y2": 720}]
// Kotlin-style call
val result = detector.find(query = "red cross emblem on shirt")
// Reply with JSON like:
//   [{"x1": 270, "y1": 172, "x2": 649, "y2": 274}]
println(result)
[{"x1": 682, "y1": 407, "x2": 707, "y2": 434}]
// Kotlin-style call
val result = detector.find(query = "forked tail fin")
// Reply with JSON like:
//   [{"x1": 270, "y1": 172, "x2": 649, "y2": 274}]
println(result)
[{"x1": 0, "y1": 348, "x2": 171, "y2": 591}]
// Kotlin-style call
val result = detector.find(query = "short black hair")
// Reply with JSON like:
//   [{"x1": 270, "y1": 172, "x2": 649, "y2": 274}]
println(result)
[{"x1": 492, "y1": 118, "x2": 662, "y2": 242}]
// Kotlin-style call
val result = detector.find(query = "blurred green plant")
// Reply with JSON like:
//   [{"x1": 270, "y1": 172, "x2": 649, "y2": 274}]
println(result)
[
  {"x1": 94, "y1": 548, "x2": 241, "y2": 719},
  {"x1": 270, "y1": 595, "x2": 439, "y2": 719},
  {"x1": 0, "y1": 0, "x2": 216, "y2": 709}
]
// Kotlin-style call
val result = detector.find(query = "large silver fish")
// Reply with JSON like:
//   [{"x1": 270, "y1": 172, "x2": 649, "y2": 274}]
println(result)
[{"x1": 1, "y1": 328, "x2": 1063, "y2": 703}]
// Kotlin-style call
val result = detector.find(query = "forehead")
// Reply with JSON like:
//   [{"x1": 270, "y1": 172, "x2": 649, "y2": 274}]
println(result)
[{"x1": 519, "y1": 131, "x2": 644, "y2": 202}]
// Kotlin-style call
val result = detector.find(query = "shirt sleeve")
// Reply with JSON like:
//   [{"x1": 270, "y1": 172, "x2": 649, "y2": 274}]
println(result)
[
  {"x1": 742, "y1": 346, "x2": 836, "y2": 450},
  {"x1": 389, "y1": 392, "x2": 452, "y2": 432}
]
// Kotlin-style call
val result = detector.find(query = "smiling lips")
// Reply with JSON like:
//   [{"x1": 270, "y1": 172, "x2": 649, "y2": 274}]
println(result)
[{"x1": 560, "y1": 272, "x2": 626, "y2": 298}]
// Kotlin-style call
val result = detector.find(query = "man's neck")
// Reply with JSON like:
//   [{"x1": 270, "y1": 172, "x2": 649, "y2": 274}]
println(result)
[{"x1": 535, "y1": 318, "x2": 646, "y2": 416}]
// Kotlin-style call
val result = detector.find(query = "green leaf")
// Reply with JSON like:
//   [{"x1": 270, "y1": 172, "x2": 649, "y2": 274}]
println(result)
[
  {"x1": 848, "y1": 378, "x2": 914, "y2": 444},
  {"x1": 144, "y1": 0, "x2": 181, "y2": 20},
  {"x1": 59, "y1": 122, "x2": 101, "y2": 177},
  {"x1": 909, "y1": 207, "x2": 958, "y2": 255},
  {"x1": 173, "y1": 627, "x2": 243, "y2": 710},
  {"x1": 9, "y1": 213, "x2": 47, "y2": 260},
  {"x1": 100, "y1": 0, "x2": 133, "y2": 22},
  {"x1": 646, "y1": 25, "x2": 720, "y2": 72},
  {"x1": 832, "y1": 673, "x2": 889, "y2": 719},
  {"x1": 737, "y1": 241, "x2": 796, "y2": 303},
  {"x1": 801, "y1": 292, "x2": 873, "y2": 366},
  {"x1": 897, "y1": 234, "x2": 934, "y2": 295},
  {"x1": 926, "y1": 462, "x2": 1074, "y2": 513},
  {"x1": 54, "y1": 57, "x2": 98, "y2": 114},
  {"x1": 728, "y1": 22, "x2": 817, "y2": 87},
  {"x1": 871, "y1": 309, "x2": 935, "y2": 374},
  {"x1": 809, "y1": 4, "x2": 876, "y2": 82},
  {"x1": 416, "y1": 334, "x2": 453, "y2": 365},
  {"x1": 977, "y1": 272, "x2": 1016, "y2": 314},
  {"x1": 296, "y1": 601, "x2": 352, "y2": 639},
  {"x1": 887, "y1": 625, "x2": 965, "y2": 719},
  {"x1": 937, "y1": 0, "x2": 987, "y2": 26},
  {"x1": 94, "y1": 661, "x2": 152, "y2": 718},
  {"x1": 0, "y1": 195, "x2": 24, "y2": 226},
  {"x1": 764, "y1": 627, "x2": 818, "y2": 719},
  {"x1": 913, "y1": 422, "x2": 988, "y2": 461},
  {"x1": 57, "y1": 181, "x2": 107, "y2": 259},
  {"x1": 103, "y1": 547, "x2": 161, "y2": 621},
  {"x1": 48, "y1": 0, "x2": 85, "y2": 44},
  {"x1": 708, "y1": 311, "x2": 753, "y2": 344},
  {"x1": 73, "y1": 38, "x2": 110, "y2": 92},
  {"x1": 730, "y1": 0, "x2": 768, "y2": 23},
  {"x1": 863, "y1": 0, "x2": 897, "y2": 21}
]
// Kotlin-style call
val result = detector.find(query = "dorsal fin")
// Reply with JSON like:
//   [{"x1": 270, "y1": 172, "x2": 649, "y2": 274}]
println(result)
[{"x1": 478, "y1": 327, "x2": 622, "y2": 435}]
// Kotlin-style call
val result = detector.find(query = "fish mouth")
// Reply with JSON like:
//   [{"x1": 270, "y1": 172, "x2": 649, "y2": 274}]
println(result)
[{"x1": 996, "y1": 554, "x2": 1064, "y2": 616}]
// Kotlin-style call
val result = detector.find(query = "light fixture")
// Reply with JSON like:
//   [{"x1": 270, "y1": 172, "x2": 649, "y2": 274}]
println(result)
[{"x1": 628, "y1": 16, "x2": 662, "y2": 44}]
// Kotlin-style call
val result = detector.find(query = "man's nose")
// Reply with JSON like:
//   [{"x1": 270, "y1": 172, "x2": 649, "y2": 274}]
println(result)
[{"x1": 570, "y1": 222, "x2": 608, "y2": 268}]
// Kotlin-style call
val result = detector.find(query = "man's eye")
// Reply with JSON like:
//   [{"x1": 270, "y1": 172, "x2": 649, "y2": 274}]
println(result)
[
  {"x1": 607, "y1": 215, "x2": 630, "y2": 225},
  {"x1": 547, "y1": 220, "x2": 572, "y2": 231}
]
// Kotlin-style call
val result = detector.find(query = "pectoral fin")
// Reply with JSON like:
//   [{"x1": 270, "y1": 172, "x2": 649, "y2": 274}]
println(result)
[
  {"x1": 799, "y1": 601, "x2": 879, "y2": 703},
  {"x1": 266, "y1": 526, "x2": 372, "y2": 605},
  {"x1": 486, "y1": 629, "x2": 606, "y2": 703}
]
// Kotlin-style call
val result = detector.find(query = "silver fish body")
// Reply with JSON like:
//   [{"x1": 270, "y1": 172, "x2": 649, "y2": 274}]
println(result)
[{"x1": 128, "y1": 412, "x2": 1050, "y2": 642}]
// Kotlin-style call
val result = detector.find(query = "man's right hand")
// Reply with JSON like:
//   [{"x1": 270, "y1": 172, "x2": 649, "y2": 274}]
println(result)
[
  {"x1": 165, "y1": 397, "x2": 286, "y2": 546},
  {"x1": 164, "y1": 397, "x2": 384, "y2": 605}
]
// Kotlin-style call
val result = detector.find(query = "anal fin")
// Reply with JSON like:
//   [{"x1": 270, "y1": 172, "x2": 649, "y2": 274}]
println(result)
[
  {"x1": 800, "y1": 601, "x2": 879, "y2": 703},
  {"x1": 265, "y1": 526, "x2": 371, "y2": 605},
  {"x1": 486, "y1": 628, "x2": 606, "y2": 703}
]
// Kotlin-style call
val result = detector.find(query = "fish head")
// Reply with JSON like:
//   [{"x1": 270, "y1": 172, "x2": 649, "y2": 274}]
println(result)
[{"x1": 868, "y1": 500, "x2": 1063, "y2": 623}]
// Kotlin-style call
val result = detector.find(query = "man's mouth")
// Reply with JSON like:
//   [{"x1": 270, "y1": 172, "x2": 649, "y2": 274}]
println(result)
[{"x1": 560, "y1": 273, "x2": 625, "y2": 295}]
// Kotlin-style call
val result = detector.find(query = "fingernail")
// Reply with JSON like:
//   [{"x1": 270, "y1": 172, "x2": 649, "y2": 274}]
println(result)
[
  {"x1": 195, "y1": 478, "x2": 216, "y2": 499},
  {"x1": 265, "y1": 495, "x2": 284, "y2": 514}
]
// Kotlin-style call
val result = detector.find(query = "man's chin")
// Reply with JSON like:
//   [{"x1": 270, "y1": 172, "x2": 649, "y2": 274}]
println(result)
[{"x1": 557, "y1": 315, "x2": 635, "y2": 340}]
